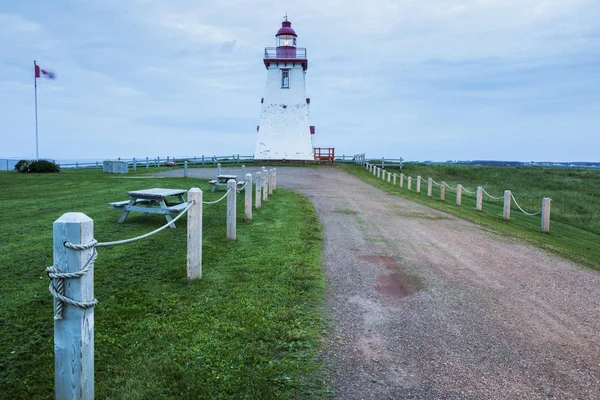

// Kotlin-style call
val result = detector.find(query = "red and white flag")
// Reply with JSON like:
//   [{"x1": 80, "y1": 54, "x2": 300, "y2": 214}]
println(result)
[{"x1": 35, "y1": 64, "x2": 56, "y2": 79}]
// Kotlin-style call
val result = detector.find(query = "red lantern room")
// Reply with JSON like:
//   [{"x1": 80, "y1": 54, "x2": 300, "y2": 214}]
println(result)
[
  {"x1": 276, "y1": 18, "x2": 297, "y2": 58},
  {"x1": 264, "y1": 16, "x2": 308, "y2": 70}
]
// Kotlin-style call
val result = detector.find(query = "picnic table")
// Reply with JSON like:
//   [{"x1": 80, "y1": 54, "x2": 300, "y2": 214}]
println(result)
[
  {"x1": 109, "y1": 188, "x2": 188, "y2": 228},
  {"x1": 209, "y1": 174, "x2": 238, "y2": 192}
]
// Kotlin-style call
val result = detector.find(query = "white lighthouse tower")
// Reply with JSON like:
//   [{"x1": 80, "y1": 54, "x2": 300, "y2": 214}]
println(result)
[{"x1": 254, "y1": 17, "x2": 314, "y2": 161}]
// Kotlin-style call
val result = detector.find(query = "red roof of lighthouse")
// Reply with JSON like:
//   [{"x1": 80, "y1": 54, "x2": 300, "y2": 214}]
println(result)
[{"x1": 276, "y1": 20, "x2": 297, "y2": 37}]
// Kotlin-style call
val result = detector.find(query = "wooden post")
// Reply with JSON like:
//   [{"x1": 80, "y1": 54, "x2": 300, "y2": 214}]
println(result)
[
  {"x1": 381, "y1": 157, "x2": 385, "y2": 169},
  {"x1": 202, "y1": 155, "x2": 205, "y2": 166},
  {"x1": 193, "y1": 156, "x2": 197, "y2": 165},
  {"x1": 227, "y1": 179, "x2": 236, "y2": 240},
  {"x1": 268, "y1": 169, "x2": 274, "y2": 195},
  {"x1": 187, "y1": 188, "x2": 202, "y2": 280},
  {"x1": 255, "y1": 172, "x2": 262, "y2": 209},
  {"x1": 53, "y1": 213, "x2": 95, "y2": 399},
  {"x1": 245, "y1": 173, "x2": 252, "y2": 221},
  {"x1": 408, "y1": 177, "x2": 412, "y2": 191},
  {"x1": 456, "y1": 184, "x2": 462, "y2": 206},
  {"x1": 184, "y1": 161, "x2": 188, "y2": 177},
  {"x1": 427, "y1": 178, "x2": 432, "y2": 197},
  {"x1": 416, "y1": 176, "x2": 421, "y2": 193},
  {"x1": 393, "y1": 173, "x2": 397, "y2": 185},
  {"x1": 400, "y1": 174, "x2": 404, "y2": 188},
  {"x1": 145, "y1": 157, "x2": 149, "y2": 169},
  {"x1": 217, "y1": 163, "x2": 221, "y2": 176},
  {"x1": 476, "y1": 186, "x2": 483, "y2": 211},
  {"x1": 503, "y1": 190, "x2": 511, "y2": 220},
  {"x1": 440, "y1": 181, "x2": 445, "y2": 201},
  {"x1": 262, "y1": 169, "x2": 268, "y2": 201},
  {"x1": 241, "y1": 165, "x2": 245, "y2": 179},
  {"x1": 157, "y1": 156, "x2": 160, "y2": 167},
  {"x1": 273, "y1": 168, "x2": 277, "y2": 190},
  {"x1": 399, "y1": 157, "x2": 403, "y2": 170},
  {"x1": 541, "y1": 198, "x2": 551, "y2": 233},
  {"x1": 133, "y1": 158, "x2": 137, "y2": 172}
]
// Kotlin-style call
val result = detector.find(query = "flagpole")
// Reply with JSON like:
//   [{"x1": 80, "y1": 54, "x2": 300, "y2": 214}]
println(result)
[{"x1": 34, "y1": 60, "x2": 39, "y2": 159}]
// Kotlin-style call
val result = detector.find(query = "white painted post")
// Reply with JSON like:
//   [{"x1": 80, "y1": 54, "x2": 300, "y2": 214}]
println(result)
[
  {"x1": 377, "y1": 167, "x2": 381, "y2": 178},
  {"x1": 245, "y1": 173, "x2": 252, "y2": 221},
  {"x1": 255, "y1": 172, "x2": 262, "y2": 209},
  {"x1": 381, "y1": 169, "x2": 386, "y2": 181},
  {"x1": 387, "y1": 171, "x2": 391, "y2": 183},
  {"x1": 227, "y1": 179, "x2": 236, "y2": 240},
  {"x1": 273, "y1": 168, "x2": 277, "y2": 190},
  {"x1": 217, "y1": 163, "x2": 221, "y2": 176},
  {"x1": 416, "y1": 176, "x2": 421, "y2": 193},
  {"x1": 427, "y1": 178, "x2": 432, "y2": 197},
  {"x1": 400, "y1": 174, "x2": 404, "y2": 188},
  {"x1": 262, "y1": 169, "x2": 268, "y2": 201},
  {"x1": 456, "y1": 184, "x2": 462, "y2": 206},
  {"x1": 440, "y1": 181, "x2": 445, "y2": 201},
  {"x1": 503, "y1": 190, "x2": 511, "y2": 221},
  {"x1": 372, "y1": 165, "x2": 376, "y2": 176},
  {"x1": 133, "y1": 158, "x2": 137, "y2": 172},
  {"x1": 187, "y1": 188, "x2": 202, "y2": 280},
  {"x1": 476, "y1": 186, "x2": 483, "y2": 211},
  {"x1": 53, "y1": 213, "x2": 95, "y2": 400},
  {"x1": 541, "y1": 198, "x2": 551, "y2": 233},
  {"x1": 184, "y1": 161, "x2": 188, "y2": 177},
  {"x1": 393, "y1": 173, "x2": 397, "y2": 185},
  {"x1": 268, "y1": 169, "x2": 274, "y2": 195},
  {"x1": 408, "y1": 177, "x2": 412, "y2": 191}
]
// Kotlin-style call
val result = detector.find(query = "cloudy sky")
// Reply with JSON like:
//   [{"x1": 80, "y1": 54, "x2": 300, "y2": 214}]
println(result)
[{"x1": 1, "y1": 0, "x2": 599, "y2": 162}]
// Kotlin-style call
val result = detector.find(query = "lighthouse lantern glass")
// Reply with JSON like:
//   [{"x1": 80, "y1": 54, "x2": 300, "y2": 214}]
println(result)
[{"x1": 278, "y1": 35, "x2": 296, "y2": 47}]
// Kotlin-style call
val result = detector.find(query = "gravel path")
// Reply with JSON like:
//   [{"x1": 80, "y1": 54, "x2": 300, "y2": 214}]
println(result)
[{"x1": 160, "y1": 166, "x2": 600, "y2": 399}]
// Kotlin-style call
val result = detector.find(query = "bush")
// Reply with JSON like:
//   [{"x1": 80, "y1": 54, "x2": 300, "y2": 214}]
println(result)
[
  {"x1": 14, "y1": 160, "x2": 31, "y2": 173},
  {"x1": 14, "y1": 159, "x2": 60, "y2": 173}
]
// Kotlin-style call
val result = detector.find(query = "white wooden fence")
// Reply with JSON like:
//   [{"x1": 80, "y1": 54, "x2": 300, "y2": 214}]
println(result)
[
  {"x1": 364, "y1": 162, "x2": 552, "y2": 233},
  {"x1": 47, "y1": 167, "x2": 277, "y2": 399}
]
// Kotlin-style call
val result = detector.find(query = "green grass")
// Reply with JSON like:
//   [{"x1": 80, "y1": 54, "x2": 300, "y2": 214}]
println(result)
[
  {"x1": 0, "y1": 169, "x2": 330, "y2": 399},
  {"x1": 343, "y1": 163, "x2": 600, "y2": 270}
]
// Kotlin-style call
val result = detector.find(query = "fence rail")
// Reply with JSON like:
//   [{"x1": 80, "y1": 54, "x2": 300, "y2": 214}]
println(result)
[
  {"x1": 46, "y1": 166, "x2": 278, "y2": 398},
  {"x1": 364, "y1": 161, "x2": 552, "y2": 233}
]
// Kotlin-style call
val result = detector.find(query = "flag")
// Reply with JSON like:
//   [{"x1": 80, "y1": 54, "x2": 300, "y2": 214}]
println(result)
[{"x1": 35, "y1": 65, "x2": 56, "y2": 79}]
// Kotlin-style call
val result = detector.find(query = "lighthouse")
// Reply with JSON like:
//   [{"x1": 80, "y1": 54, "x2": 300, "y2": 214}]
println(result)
[{"x1": 254, "y1": 17, "x2": 314, "y2": 161}]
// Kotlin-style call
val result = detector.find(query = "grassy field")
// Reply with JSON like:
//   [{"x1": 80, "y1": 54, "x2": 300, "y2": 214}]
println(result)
[
  {"x1": 345, "y1": 163, "x2": 600, "y2": 270},
  {"x1": 0, "y1": 168, "x2": 330, "y2": 399}
]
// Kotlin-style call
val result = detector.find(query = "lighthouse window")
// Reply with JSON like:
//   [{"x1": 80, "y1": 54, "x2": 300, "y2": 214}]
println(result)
[{"x1": 281, "y1": 69, "x2": 290, "y2": 88}]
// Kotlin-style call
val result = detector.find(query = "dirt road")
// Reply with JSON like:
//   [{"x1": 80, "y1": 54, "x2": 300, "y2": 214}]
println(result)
[{"x1": 164, "y1": 166, "x2": 600, "y2": 399}]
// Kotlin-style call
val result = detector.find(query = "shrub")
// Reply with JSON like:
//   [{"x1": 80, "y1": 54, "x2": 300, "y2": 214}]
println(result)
[
  {"x1": 14, "y1": 160, "x2": 31, "y2": 173},
  {"x1": 14, "y1": 159, "x2": 60, "y2": 173}
]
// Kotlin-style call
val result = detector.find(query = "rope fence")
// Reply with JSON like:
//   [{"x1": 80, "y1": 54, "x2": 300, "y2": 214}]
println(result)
[
  {"x1": 363, "y1": 161, "x2": 552, "y2": 233},
  {"x1": 46, "y1": 166, "x2": 277, "y2": 399}
]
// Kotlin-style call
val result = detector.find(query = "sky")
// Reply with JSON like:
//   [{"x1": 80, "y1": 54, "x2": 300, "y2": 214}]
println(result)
[{"x1": 1, "y1": 0, "x2": 599, "y2": 162}]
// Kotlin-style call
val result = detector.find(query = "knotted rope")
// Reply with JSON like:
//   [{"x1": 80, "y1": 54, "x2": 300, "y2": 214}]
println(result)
[{"x1": 46, "y1": 241, "x2": 98, "y2": 320}]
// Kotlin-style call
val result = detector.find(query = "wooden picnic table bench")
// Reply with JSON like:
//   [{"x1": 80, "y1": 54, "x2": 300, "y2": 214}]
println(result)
[{"x1": 109, "y1": 188, "x2": 188, "y2": 228}]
